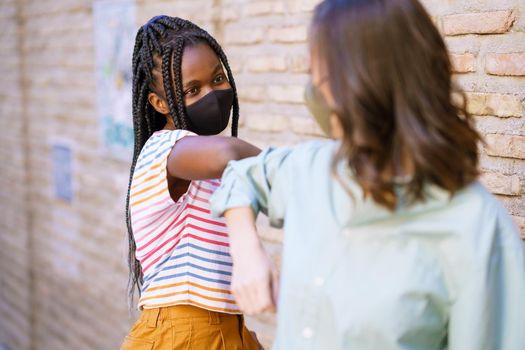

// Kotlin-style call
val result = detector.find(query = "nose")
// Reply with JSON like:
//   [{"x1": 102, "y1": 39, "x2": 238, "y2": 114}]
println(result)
[{"x1": 201, "y1": 85, "x2": 214, "y2": 96}]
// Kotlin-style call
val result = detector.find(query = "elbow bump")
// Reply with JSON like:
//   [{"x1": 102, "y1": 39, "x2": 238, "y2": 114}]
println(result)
[
  {"x1": 221, "y1": 142, "x2": 241, "y2": 163},
  {"x1": 214, "y1": 143, "x2": 239, "y2": 174}
]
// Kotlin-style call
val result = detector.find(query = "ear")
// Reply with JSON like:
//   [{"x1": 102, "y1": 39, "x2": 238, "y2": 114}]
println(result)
[
  {"x1": 330, "y1": 113, "x2": 344, "y2": 140},
  {"x1": 148, "y1": 92, "x2": 170, "y2": 115}
]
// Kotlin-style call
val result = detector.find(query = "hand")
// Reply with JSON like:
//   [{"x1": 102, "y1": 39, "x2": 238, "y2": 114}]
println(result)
[
  {"x1": 224, "y1": 207, "x2": 280, "y2": 315},
  {"x1": 231, "y1": 241, "x2": 279, "y2": 315}
]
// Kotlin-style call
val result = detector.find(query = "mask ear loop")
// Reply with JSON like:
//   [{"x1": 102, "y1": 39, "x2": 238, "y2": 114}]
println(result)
[
  {"x1": 304, "y1": 79, "x2": 334, "y2": 137},
  {"x1": 319, "y1": 76, "x2": 348, "y2": 138}
]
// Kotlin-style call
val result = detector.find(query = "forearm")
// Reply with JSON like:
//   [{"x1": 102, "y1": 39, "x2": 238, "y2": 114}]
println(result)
[
  {"x1": 224, "y1": 206, "x2": 277, "y2": 314},
  {"x1": 224, "y1": 207, "x2": 262, "y2": 259},
  {"x1": 167, "y1": 136, "x2": 261, "y2": 180}
]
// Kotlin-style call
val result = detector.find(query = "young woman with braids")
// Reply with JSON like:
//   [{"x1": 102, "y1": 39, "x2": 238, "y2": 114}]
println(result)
[
  {"x1": 210, "y1": 0, "x2": 525, "y2": 349},
  {"x1": 122, "y1": 16, "x2": 262, "y2": 350}
]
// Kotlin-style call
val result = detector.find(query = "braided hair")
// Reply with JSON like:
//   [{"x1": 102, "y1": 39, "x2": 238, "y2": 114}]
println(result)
[{"x1": 125, "y1": 16, "x2": 240, "y2": 301}]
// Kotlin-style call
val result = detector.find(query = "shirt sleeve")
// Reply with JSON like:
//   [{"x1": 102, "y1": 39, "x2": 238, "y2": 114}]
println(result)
[
  {"x1": 129, "y1": 129, "x2": 196, "y2": 241},
  {"x1": 133, "y1": 129, "x2": 195, "y2": 181},
  {"x1": 447, "y1": 211, "x2": 525, "y2": 349},
  {"x1": 210, "y1": 146, "x2": 294, "y2": 228}
]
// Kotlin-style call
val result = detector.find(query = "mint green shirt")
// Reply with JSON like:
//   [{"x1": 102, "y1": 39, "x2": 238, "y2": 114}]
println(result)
[{"x1": 210, "y1": 140, "x2": 525, "y2": 350}]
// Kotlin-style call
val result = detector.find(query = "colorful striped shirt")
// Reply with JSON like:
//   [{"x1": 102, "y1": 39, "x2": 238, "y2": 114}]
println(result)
[{"x1": 129, "y1": 129, "x2": 240, "y2": 313}]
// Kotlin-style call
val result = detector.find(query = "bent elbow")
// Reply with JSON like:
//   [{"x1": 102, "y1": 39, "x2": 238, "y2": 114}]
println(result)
[{"x1": 212, "y1": 141, "x2": 240, "y2": 176}]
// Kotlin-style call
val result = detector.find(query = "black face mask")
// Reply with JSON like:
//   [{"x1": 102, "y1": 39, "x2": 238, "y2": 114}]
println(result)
[{"x1": 185, "y1": 88, "x2": 234, "y2": 135}]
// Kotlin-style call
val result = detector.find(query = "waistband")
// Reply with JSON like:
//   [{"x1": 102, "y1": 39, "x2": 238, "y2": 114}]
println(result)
[{"x1": 141, "y1": 304, "x2": 241, "y2": 328}]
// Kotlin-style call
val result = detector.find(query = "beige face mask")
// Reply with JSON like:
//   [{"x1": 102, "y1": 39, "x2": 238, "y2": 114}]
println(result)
[{"x1": 304, "y1": 81, "x2": 333, "y2": 137}]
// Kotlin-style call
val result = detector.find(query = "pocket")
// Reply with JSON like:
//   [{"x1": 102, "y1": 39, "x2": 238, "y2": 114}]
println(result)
[
  {"x1": 171, "y1": 321, "x2": 192, "y2": 350},
  {"x1": 120, "y1": 335, "x2": 155, "y2": 350},
  {"x1": 184, "y1": 323, "x2": 226, "y2": 350},
  {"x1": 204, "y1": 328, "x2": 226, "y2": 350},
  {"x1": 242, "y1": 327, "x2": 263, "y2": 350}
]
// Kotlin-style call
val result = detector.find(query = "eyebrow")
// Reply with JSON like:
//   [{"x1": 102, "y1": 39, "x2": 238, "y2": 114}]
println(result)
[{"x1": 182, "y1": 63, "x2": 223, "y2": 90}]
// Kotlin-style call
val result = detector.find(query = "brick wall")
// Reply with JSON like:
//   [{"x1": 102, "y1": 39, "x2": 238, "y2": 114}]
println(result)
[
  {"x1": 423, "y1": 0, "x2": 525, "y2": 239},
  {"x1": 0, "y1": 1, "x2": 32, "y2": 350},
  {"x1": 0, "y1": 0, "x2": 523, "y2": 349}
]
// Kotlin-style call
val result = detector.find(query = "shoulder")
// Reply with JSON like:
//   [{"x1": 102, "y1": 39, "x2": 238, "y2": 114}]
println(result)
[
  {"x1": 141, "y1": 129, "x2": 196, "y2": 154},
  {"x1": 136, "y1": 129, "x2": 196, "y2": 169},
  {"x1": 285, "y1": 139, "x2": 339, "y2": 170},
  {"x1": 290, "y1": 139, "x2": 338, "y2": 157},
  {"x1": 448, "y1": 182, "x2": 523, "y2": 262},
  {"x1": 248, "y1": 140, "x2": 338, "y2": 182},
  {"x1": 453, "y1": 182, "x2": 512, "y2": 225}
]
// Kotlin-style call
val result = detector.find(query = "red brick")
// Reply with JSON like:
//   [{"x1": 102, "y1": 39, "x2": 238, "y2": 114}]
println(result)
[
  {"x1": 450, "y1": 53, "x2": 476, "y2": 73},
  {"x1": 442, "y1": 10, "x2": 515, "y2": 36},
  {"x1": 224, "y1": 26, "x2": 265, "y2": 45},
  {"x1": 246, "y1": 55, "x2": 287, "y2": 73},
  {"x1": 288, "y1": 0, "x2": 321, "y2": 13},
  {"x1": 480, "y1": 171, "x2": 521, "y2": 196},
  {"x1": 485, "y1": 52, "x2": 525, "y2": 76},
  {"x1": 290, "y1": 115, "x2": 325, "y2": 137},
  {"x1": 466, "y1": 92, "x2": 524, "y2": 118},
  {"x1": 246, "y1": 113, "x2": 289, "y2": 132},
  {"x1": 287, "y1": 54, "x2": 310, "y2": 73},
  {"x1": 485, "y1": 134, "x2": 525, "y2": 159},
  {"x1": 268, "y1": 25, "x2": 308, "y2": 43},
  {"x1": 238, "y1": 85, "x2": 266, "y2": 103},
  {"x1": 244, "y1": 1, "x2": 284, "y2": 16},
  {"x1": 268, "y1": 85, "x2": 305, "y2": 104}
]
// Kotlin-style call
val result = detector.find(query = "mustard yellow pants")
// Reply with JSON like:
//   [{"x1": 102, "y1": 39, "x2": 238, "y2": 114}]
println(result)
[{"x1": 120, "y1": 305, "x2": 261, "y2": 350}]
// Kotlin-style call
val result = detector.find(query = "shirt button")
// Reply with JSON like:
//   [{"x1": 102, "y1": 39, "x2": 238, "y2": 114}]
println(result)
[
  {"x1": 313, "y1": 276, "x2": 325, "y2": 287},
  {"x1": 302, "y1": 327, "x2": 314, "y2": 339}
]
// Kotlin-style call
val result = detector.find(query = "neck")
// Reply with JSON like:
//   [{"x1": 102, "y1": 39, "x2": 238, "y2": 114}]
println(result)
[{"x1": 164, "y1": 116, "x2": 176, "y2": 130}]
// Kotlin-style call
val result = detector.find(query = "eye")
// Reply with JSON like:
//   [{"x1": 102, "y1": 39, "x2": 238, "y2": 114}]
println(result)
[
  {"x1": 213, "y1": 74, "x2": 226, "y2": 84},
  {"x1": 185, "y1": 87, "x2": 200, "y2": 96}
]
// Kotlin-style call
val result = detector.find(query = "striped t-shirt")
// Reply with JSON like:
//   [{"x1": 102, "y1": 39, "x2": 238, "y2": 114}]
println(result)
[{"x1": 129, "y1": 129, "x2": 240, "y2": 313}]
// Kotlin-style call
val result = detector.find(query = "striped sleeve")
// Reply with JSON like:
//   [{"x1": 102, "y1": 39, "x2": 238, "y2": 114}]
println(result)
[{"x1": 129, "y1": 130, "x2": 195, "y2": 243}]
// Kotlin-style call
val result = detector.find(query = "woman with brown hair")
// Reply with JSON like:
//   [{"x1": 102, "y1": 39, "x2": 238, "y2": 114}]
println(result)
[{"x1": 210, "y1": 0, "x2": 525, "y2": 349}]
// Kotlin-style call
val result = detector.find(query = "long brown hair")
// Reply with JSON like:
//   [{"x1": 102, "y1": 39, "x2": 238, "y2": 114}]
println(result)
[{"x1": 311, "y1": 0, "x2": 482, "y2": 209}]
